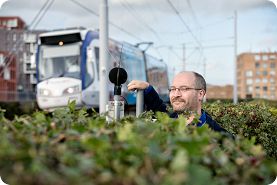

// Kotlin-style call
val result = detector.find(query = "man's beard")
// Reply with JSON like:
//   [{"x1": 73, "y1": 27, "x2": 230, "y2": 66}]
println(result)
[
  {"x1": 171, "y1": 98, "x2": 190, "y2": 113},
  {"x1": 171, "y1": 97, "x2": 199, "y2": 116}
]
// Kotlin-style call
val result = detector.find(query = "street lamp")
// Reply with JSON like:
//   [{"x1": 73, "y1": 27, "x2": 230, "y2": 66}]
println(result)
[
  {"x1": 135, "y1": 42, "x2": 154, "y2": 82},
  {"x1": 135, "y1": 42, "x2": 154, "y2": 52}
]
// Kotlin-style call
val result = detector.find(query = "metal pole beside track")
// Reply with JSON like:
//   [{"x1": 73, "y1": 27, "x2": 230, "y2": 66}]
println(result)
[{"x1": 136, "y1": 90, "x2": 144, "y2": 117}]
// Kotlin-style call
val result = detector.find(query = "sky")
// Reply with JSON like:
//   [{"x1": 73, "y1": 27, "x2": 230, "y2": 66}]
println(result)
[{"x1": 0, "y1": 0, "x2": 277, "y2": 85}]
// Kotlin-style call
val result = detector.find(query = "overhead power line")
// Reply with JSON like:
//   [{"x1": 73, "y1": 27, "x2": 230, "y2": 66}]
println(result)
[
  {"x1": 0, "y1": 0, "x2": 56, "y2": 77},
  {"x1": 191, "y1": 44, "x2": 234, "y2": 49},
  {"x1": 165, "y1": 0, "x2": 206, "y2": 70},
  {"x1": 179, "y1": 36, "x2": 234, "y2": 46},
  {"x1": 186, "y1": 0, "x2": 201, "y2": 28},
  {"x1": 161, "y1": 44, "x2": 234, "y2": 50},
  {"x1": 119, "y1": 0, "x2": 163, "y2": 42},
  {"x1": 69, "y1": 0, "x2": 98, "y2": 16},
  {"x1": 201, "y1": 16, "x2": 233, "y2": 29},
  {"x1": 118, "y1": 0, "x2": 168, "y2": 60},
  {"x1": 158, "y1": 16, "x2": 233, "y2": 36},
  {"x1": 69, "y1": 0, "x2": 143, "y2": 42},
  {"x1": 186, "y1": 47, "x2": 199, "y2": 60},
  {"x1": 32, "y1": 0, "x2": 55, "y2": 29},
  {"x1": 169, "y1": 47, "x2": 182, "y2": 61},
  {"x1": 166, "y1": 0, "x2": 203, "y2": 49},
  {"x1": 28, "y1": 0, "x2": 52, "y2": 28}
]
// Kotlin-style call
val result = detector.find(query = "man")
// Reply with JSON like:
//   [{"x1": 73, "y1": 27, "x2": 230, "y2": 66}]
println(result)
[{"x1": 128, "y1": 71, "x2": 232, "y2": 135}]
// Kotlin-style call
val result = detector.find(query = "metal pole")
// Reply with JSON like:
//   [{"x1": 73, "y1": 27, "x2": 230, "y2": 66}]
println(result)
[
  {"x1": 233, "y1": 10, "x2": 238, "y2": 104},
  {"x1": 142, "y1": 51, "x2": 149, "y2": 81},
  {"x1": 136, "y1": 90, "x2": 144, "y2": 117},
  {"x1": 114, "y1": 95, "x2": 121, "y2": 121},
  {"x1": 183, "y1": 43, "x2": 186, "y2": 71},
  {"x1": 203, "y1": 58, "x2": 207, "y2": 103},
  {"x1": 99, "y1": 0, "x2": 109, "y2": 113}
]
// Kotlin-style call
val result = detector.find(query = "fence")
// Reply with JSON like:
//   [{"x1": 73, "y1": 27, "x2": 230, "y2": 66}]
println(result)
[{"x1": 0, "y1": 90, "x2": 36, "y2": 102}]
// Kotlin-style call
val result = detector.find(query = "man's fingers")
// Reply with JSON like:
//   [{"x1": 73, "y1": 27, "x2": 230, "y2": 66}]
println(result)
[
  {"x1": 127, "y1": 81, "x2": 137, "y2": 87},
  {"x1": 127, "y1": 80, "x2": 148, "y2": 91},
  {"x1": 127, "y1": 80, "x2": 140, "y2": 91},
  {"x1": 127, "y1": 84, "x2": 136, "y2": 91}
]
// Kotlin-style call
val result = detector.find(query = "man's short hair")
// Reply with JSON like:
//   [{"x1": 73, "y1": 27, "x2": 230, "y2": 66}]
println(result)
[{"x1": 192, "y1": 72, "x2": 206, "y2": 92}]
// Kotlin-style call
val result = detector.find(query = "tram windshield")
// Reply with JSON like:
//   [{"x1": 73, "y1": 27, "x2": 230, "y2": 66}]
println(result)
[{"x1": 38, "y1": 44, "x2": 81, "y2": 81}]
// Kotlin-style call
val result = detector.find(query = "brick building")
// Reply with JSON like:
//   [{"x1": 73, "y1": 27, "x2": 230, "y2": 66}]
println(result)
[
  {"x1": 206, "y1": 84, "x2": 233, "y2": 100},
  {"x1": 237, "y1": 52, "x2": 277, "y2": 100},
  {"x1": 0, "y1": 51, "x2": 16, "y2": 101},
  {"x1": 0, "y1": 16, "x2": 25, "y2": 30},
  {"x1": 0, "y1": 16, "x2": 45, "y2": 102}
]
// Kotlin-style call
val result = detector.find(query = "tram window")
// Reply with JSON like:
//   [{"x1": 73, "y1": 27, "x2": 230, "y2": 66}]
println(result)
[
  {"x1": 123, "y1": 60, "x2": 146, "y2": 81},
  {"x1": 94, "y1": 47, "x2": 100, "y2": 79},
  {"x1": 40, "y1": 33, "x2": 82, "y2": 45}
]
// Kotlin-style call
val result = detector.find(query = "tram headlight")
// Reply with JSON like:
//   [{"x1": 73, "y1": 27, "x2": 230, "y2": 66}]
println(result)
[
  {"x1": 63, "y1": 85, "x2": 80, "y2": 95},
  {"x1": 39, "y1": 89, "x2": 52, "y2": 96}
]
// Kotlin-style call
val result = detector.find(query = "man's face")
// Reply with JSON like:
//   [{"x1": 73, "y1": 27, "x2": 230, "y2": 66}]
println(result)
[{"x1": 169, "y1": 72, "x2": 202, "y2": 113}]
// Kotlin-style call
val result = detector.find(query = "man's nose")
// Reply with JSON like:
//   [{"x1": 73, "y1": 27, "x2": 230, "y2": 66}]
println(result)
[{"x1": 172, "y1": 90, "x2": 182, "y2": 96}]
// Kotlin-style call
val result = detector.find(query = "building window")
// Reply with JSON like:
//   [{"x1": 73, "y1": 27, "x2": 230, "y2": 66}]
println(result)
[
  {"x1": 256, "y1": 71, "x2": 261, "y2": 76},
  {"x1": 7, "y1": 19, "x2": 18, "y2": 28},
  {"x1": 262, "y1": 55, "x2": 268, "y2": 61},
  {"x1": 269, "y1": 71, "x2": 276, "y2": 76},
  {"x1": 3, "y1": 67, "x2": 10, "y2": 80},
  {"x1": 263, "y1": 71, "x2": 268, "y2": 76},
  {"x1": 246, "y1": 78, "x2": 253, "y2": 85},
  {"x1": 263, "y1": 63, "x2": 268, "y2": 68},
  {"x1": 255, "y1": 62, "x2": 260, "y2": 68},
  {"x1": 270, "y1": 86, "x2": 275, "y2": 91},
  {"x1": 270, "y1": 63, "x2": 276, "y2": 68},
  {"x1": 263, "y1": 86, "x2": 268, "y2": 91},
  {"x1": 255, "y1": 78, "x2": 261, "y2": 83},
  {"x1": 255, "y1": 55, "x2": 261, "y2": 61},
  {"x1": 0, "y1": 54, "x2": 4, "y2": 66},
  {"x1": 247, "y1": 86, "x2": 253, "y2": 93},
  {"x1": 255, "y1": 86, "x2": 260, "y2": 91},
  {"x1": 245, "y1": 70, "x2": 253, "y2": 77},
  {"x1": 13, "y1": 34, "x2": 17, "y2": 41},
  {"x1": 269, "y1": 55, "x2": 276, "y2": 60},
  {"x1": 262, "y1": 78, "x2": 268, "y2": 83},
  {"x1": 270, "y1": 78, "x2": 275, "y2": 83}
]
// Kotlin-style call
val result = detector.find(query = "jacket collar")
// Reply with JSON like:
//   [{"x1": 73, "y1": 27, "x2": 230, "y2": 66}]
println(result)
[{"x1": 170, "y1": 109, "x2": 207, "y2": 127}]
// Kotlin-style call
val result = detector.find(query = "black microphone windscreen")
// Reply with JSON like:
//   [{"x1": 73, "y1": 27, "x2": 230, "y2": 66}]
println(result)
[{"x1": 109, "y1": 67, "x2": 128, "y2": 85}]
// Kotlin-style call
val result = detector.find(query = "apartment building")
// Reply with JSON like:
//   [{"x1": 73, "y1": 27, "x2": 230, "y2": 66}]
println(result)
[
  {"x1": 0, "y1": 16, "x2": 45, "y2": 102},
  {"x1": 0, "y1": 51, "x2": 16, "y2": 102},
  {"x1": 0, "y1": 16, "x2": 25, "y2": 29},
  {"x1": 206, "y1": 84, "x2": 233, "y2": 100},
  {"x1": 237, "y1": 52, "x2": 277, "y2": 100}
]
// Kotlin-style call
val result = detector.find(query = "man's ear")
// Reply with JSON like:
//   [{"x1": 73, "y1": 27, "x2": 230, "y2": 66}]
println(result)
[{"x1": 198, "y1": 90, "x2": 206, "y2": 101}]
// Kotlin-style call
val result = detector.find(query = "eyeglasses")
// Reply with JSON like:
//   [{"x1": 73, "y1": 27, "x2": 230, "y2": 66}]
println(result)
[{"x1": 168, "y1": 86, "x2": 202, "y2": 93}]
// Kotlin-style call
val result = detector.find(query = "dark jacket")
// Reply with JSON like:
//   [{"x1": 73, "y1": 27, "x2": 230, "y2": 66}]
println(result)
[{"x1": 144, "y1": 85, "x2": 234, "y2": 138}]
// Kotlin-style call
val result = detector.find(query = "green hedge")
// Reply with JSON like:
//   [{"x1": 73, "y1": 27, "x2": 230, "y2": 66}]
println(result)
[
  {"x1": 0, "y1": 102, "x2": 37, "y2": 120},
  {"x1": 204, "y1": 102, "x2": 277, "y2": 159},
  {"x1": 0, "y1": 102, "x2": 276, "y2": 185}
]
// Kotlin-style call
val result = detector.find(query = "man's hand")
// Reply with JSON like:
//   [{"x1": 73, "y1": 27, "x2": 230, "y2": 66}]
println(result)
[{"x1": 127, "y1": 80, "x2": 149, "y2": 91}]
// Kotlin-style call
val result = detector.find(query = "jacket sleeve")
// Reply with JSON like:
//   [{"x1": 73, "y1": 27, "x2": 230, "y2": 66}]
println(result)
[
  {"x1": 143, "y1": 85, "x2": 167, "y2": 112},
  {"x1": 205, "y1": 112, "x2": 235, "y2": 140}
]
